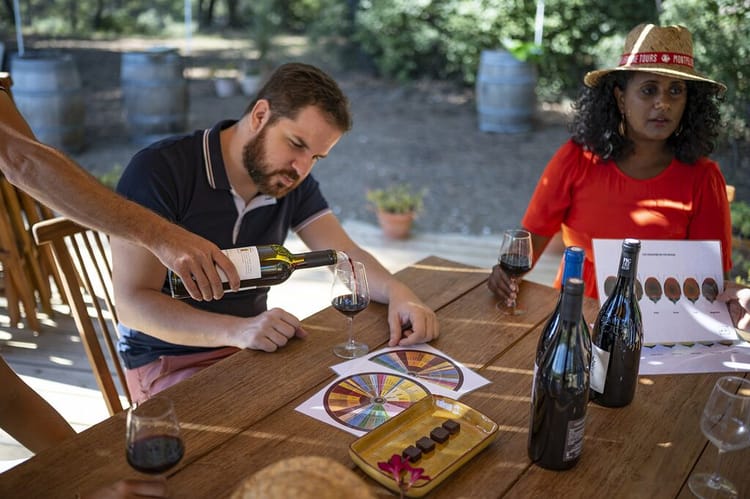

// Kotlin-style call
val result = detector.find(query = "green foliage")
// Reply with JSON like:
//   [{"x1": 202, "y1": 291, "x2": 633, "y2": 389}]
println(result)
[
  {"x1": 96, "y1": 164, "x2": 124, "y2": 190},
  {"x1": 660, "y1": 0, "x2": 750, "y2": 143},
  {"x1": 503, "y1": 40, "x2": 542, "y2": 64},
  {"x1": 731, "y1": 200, "x2": 750, "y2": 284},
  {"x1": 366, "y1": 184, "x2": 425, "y2": 215},
  {"x1": 731, "y1": 201, "x2": 750, "y2": 239}
]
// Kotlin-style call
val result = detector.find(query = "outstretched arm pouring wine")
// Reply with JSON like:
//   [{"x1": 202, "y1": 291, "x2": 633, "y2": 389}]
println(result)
[{"x1": 0, "y1": 73, "x2": 239, "y2": 301}]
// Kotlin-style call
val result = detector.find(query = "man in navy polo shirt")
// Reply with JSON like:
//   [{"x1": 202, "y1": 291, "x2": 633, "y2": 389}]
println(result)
[{"x1": 112, "y1": 62, "x2": 440, "y2": 403}]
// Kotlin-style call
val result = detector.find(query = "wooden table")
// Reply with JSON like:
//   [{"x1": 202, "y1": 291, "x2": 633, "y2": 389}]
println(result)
[{"x1": 1, "y1": 256, "x2": 748, "y2": 498}]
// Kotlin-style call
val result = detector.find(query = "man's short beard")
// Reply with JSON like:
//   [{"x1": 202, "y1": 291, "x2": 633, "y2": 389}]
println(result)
[{"x1": 241, "y1": 124, "x2": 300, "y2": 198}]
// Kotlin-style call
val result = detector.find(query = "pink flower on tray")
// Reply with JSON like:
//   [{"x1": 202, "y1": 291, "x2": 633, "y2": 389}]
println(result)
[{"x1": 377, "y1": 454, "x2": 431, "y2": 497}]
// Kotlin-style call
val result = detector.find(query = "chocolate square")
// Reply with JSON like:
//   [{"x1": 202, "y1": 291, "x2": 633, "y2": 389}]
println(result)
[
  {"x1": 430, "y1": 426, "x2": 450, "y2": 443},
  {"x1": 401, "y1": 445, "x2": 422, "y2": 463},
  {"x1": 442, "y1": 419, "x2": 460, "y2": 435},
  {"x1": 415, "y1": 436, "x2": 436, "y2": 453}
]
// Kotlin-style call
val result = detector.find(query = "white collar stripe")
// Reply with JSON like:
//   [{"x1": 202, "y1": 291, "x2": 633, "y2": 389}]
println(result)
[{"x1": 202, "y1": 129, "x2": 215, "y2": 189}]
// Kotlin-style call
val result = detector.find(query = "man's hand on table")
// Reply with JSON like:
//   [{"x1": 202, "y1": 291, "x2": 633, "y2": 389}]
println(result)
[{"x1": 386, "y1": 287, "x2": 440, "y2": 347}]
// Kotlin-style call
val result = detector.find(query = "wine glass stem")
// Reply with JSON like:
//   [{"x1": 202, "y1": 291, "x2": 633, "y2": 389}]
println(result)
[
  {"x1": 708, "y1": 448, "x2": 726, "y2": 488},
  {"x1": 347, "y1": 316, "x2": 355, "y2": 347},
  {"x1": 510, "y1": 277, "x2": 518, "y2": 313}
]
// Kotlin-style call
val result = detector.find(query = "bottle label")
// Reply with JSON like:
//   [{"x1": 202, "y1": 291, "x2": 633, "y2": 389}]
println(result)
[
  {"x1": 564, "y1": 416, "x2": 586, "y2": 461},
  {"x1": 590, "y1": 343, "x2": 610, "y2": 393},
  {"x1": 216, "y1": 247, "x2": 262, "y2": 283}
]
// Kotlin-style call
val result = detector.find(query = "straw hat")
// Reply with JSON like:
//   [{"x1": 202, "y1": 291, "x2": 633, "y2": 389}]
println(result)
[
  {"x1": 230, "y1": 455, "x2": 377, "y2": 499},
  {"x1": 584, "y1": 24, "x2": 726, "y2": 93}
]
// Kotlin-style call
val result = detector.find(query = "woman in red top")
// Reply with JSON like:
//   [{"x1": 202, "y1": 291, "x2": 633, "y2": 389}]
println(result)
[{"x1": 489, "y1": 23, "x2": 733, "y2": 303}]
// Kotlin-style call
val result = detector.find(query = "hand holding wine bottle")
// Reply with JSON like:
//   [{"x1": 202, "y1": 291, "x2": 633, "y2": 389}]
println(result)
[{"x1": 496, "y1": 229, "x2": 533, "y2": 315}]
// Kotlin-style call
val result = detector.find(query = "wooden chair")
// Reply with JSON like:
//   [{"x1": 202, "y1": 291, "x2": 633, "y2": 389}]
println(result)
[
  {"x1": 0, "y1": 71, "x2": 63, "y2": 331},
  {"x1": 32, "y1": 217, "x2": 130, "y2": 415}
]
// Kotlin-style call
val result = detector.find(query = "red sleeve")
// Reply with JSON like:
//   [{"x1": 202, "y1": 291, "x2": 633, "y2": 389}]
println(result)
[
  {"x1": 687, "y1": 158, "x2": 733, "y2": 272},
  {"x1": 522, "y1": 140, "x2": 588, "y2": 237}
]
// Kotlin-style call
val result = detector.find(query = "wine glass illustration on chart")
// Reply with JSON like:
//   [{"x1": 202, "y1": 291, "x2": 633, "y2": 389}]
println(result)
[
  {"x1": 331, "y1": 259, "x2": 371, "y2": 359},
  {"x1": 496, "y1": 229, "x2": 533, "y2": 315},
  {"x1": 688, "y1": 376, "x2": 750, "y2": 499},
  {"x1": 126, "y1": 396, "x2": 184, "y2": 476}
]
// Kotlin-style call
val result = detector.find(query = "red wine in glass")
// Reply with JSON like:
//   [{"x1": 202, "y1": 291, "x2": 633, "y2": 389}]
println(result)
[
  {"x1": 332, "y1": 294, "x2": 369, "y2": 318},
  {"x1": 497, "y1": 228, "x2": 533, "y2": 315},
  {"x1": 127, "y1": 434, "x2": 185, "y2": 474},
  {"x1": 499, "y1": 252, "x2": 532, "y2": 277},
  {"x1": 126, "y1": 396, "x2": 183, "y2": 476},
  {"x1": 331, "y1": 260, "x2": 370, "y2": 359}
]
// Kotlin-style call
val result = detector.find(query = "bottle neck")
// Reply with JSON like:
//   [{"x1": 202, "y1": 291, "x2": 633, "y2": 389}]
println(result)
[
  {"x1": 292, "y1": 249, "x2": 337, "y2": 269},
  {"x1": 614, "y1": 247, "x2": 639, "y2": 295},
  {"x1": 560, "y1": 290, "x2": 583, "y2": 323}
]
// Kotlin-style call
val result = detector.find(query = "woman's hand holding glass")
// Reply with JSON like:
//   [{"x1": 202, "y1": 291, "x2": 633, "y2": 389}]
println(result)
[{"x1": 491, "y1": 229, "x2": 533, "y2": 315}]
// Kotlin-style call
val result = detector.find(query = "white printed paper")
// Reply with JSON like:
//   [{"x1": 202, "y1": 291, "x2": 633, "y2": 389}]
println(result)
[{"x1": 592, "y1": 239, "x2": 735, "y2": 344}]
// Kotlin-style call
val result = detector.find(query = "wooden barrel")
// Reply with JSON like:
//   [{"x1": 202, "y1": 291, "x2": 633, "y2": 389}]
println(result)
[
  {"x1": 475, "y1": 49, "x2": 537, "y2": 133},
  {"x1": 121, "y1": 48, "x2": 188, "y2": 145},
  {"x1": 10, "y1": 51, "x2": 86, "y2": 152}
]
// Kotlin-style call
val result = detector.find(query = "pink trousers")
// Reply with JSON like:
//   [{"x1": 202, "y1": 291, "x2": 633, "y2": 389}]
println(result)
[{"x1": 125, "y1": 347, "x2": 239, "y2": 404}]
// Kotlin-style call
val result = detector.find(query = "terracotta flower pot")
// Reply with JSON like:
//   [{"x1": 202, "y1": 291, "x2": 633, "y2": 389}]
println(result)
[{"x1": 376, "y1": 211, "x2": 415, "y2": 239}]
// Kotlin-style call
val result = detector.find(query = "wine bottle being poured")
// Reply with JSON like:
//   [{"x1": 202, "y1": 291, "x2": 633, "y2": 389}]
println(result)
[{"x1": 168, "y1": 244, "x2": 342, "y2": 299}]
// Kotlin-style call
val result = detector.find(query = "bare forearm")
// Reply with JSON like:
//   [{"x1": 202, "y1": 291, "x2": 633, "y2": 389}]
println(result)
[
  {"x1": 117, "y1": 291, "x2": 240, "y2": 348},
  {"x1": 0, "y1": 357, "x2": 76, "y2": 453},
  {"x1": 2, "y1": 130, "x2": 172, "y2": 248}
]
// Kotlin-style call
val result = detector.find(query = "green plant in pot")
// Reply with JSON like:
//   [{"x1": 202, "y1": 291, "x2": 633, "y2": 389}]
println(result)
[{"x1": 366, "y1": 184, "x2": 425, "y2": 239}]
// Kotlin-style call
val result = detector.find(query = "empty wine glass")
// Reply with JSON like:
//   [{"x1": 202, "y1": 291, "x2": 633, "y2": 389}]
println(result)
[
  {"x1": 126, "y1": 396, "x2": 184, "y2": 476},
  {"x1": 688, "y1": 376, "x2": 750, "y2": 499},
  {"x1": 496, "y1": 229, "x2": 533, "y2": 315},
  {"x1": 331, "y1": 259, "x2": 371, "y2": 359}
]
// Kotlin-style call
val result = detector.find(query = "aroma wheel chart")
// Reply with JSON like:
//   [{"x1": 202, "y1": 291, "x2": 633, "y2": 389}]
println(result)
[
  {"x1": 323, "y1": 372, "x2": 430, "y2": 431},
  {"x1": 368, "y1": 349, "x2": 465, "y2": 390}
]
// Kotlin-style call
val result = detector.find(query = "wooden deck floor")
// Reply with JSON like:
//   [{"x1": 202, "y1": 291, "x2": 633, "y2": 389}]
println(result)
[{"x1": 0, "y1": 221, "x2": 558, "y2": 472}]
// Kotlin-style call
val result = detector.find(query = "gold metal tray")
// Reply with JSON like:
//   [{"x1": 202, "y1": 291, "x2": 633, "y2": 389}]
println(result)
[{"x1": 349, "y1": 394, "x2": 498, "y2": 497}]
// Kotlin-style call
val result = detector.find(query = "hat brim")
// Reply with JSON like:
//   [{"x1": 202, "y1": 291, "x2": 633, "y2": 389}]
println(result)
[{"x1": 584, "y1": 66, "x2": 726, "y2": 93}]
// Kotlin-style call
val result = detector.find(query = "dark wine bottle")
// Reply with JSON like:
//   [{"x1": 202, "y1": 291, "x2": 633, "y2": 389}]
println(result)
[
  {"x1": 535, "y1": 246, "x2": 585, "y2": 369},
  {"x1": 528, "y1": 277, "x2": 590, "y2": 470},
  {"x1": 589, "y1": 238, "x2": 642, "y2": 407},
  {"x1": 168, "y1": 244, "x2": 340, "y2": 299}
]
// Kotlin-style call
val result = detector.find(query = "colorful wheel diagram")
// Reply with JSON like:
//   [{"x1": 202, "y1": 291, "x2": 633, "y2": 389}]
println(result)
[
  {"x1": 368, "y1": 349, "x2": 465, "y2": 390},
  {"x1": 324, "y1": 373, "x2": 429, "y2": 431}
]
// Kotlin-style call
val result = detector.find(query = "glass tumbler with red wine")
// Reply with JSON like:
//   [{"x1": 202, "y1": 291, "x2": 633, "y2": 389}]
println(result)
[
  {"x1": 331, "y1": 259, "x2": 370, "y2": 359},
  {"x1": 126, "y1": 396, "x2": 184, "y2": 476},
  {"x1": 497, "y1": 228, "x2": 533, "y2": 315}
]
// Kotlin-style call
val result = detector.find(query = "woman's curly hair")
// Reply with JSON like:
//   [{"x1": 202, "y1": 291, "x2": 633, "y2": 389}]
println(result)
[{"x1": 569, "y1": 71, "x2": 723, "y2": 164}]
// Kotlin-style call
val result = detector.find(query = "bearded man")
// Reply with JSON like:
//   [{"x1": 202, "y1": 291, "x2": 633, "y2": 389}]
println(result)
[{"x1": 112, "y1": 63, "x2": 439, "y2": 403}]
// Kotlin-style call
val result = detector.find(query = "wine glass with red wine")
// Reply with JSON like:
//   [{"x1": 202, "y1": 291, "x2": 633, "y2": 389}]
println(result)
[
  {"x1": 126, "y1": 396, "x2": 184, "y2": 476},
  {"x1": 497, "y1": 228, "x2": 533, "y2": 315},
  {"x1": 331, "y1": 259, "x2": 371, "y2": 359}
]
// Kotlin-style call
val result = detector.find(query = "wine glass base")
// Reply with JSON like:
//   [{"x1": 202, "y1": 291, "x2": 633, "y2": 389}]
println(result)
[
  {"x1": 689, "y1": 472, "x2": 738, "y2": 499},
  {"x1": 333, "y1": 341, "x2": 369, "y2": 359},
  {"x1": 495, "y1": 302, "x2": 526, "y2": 315}
]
